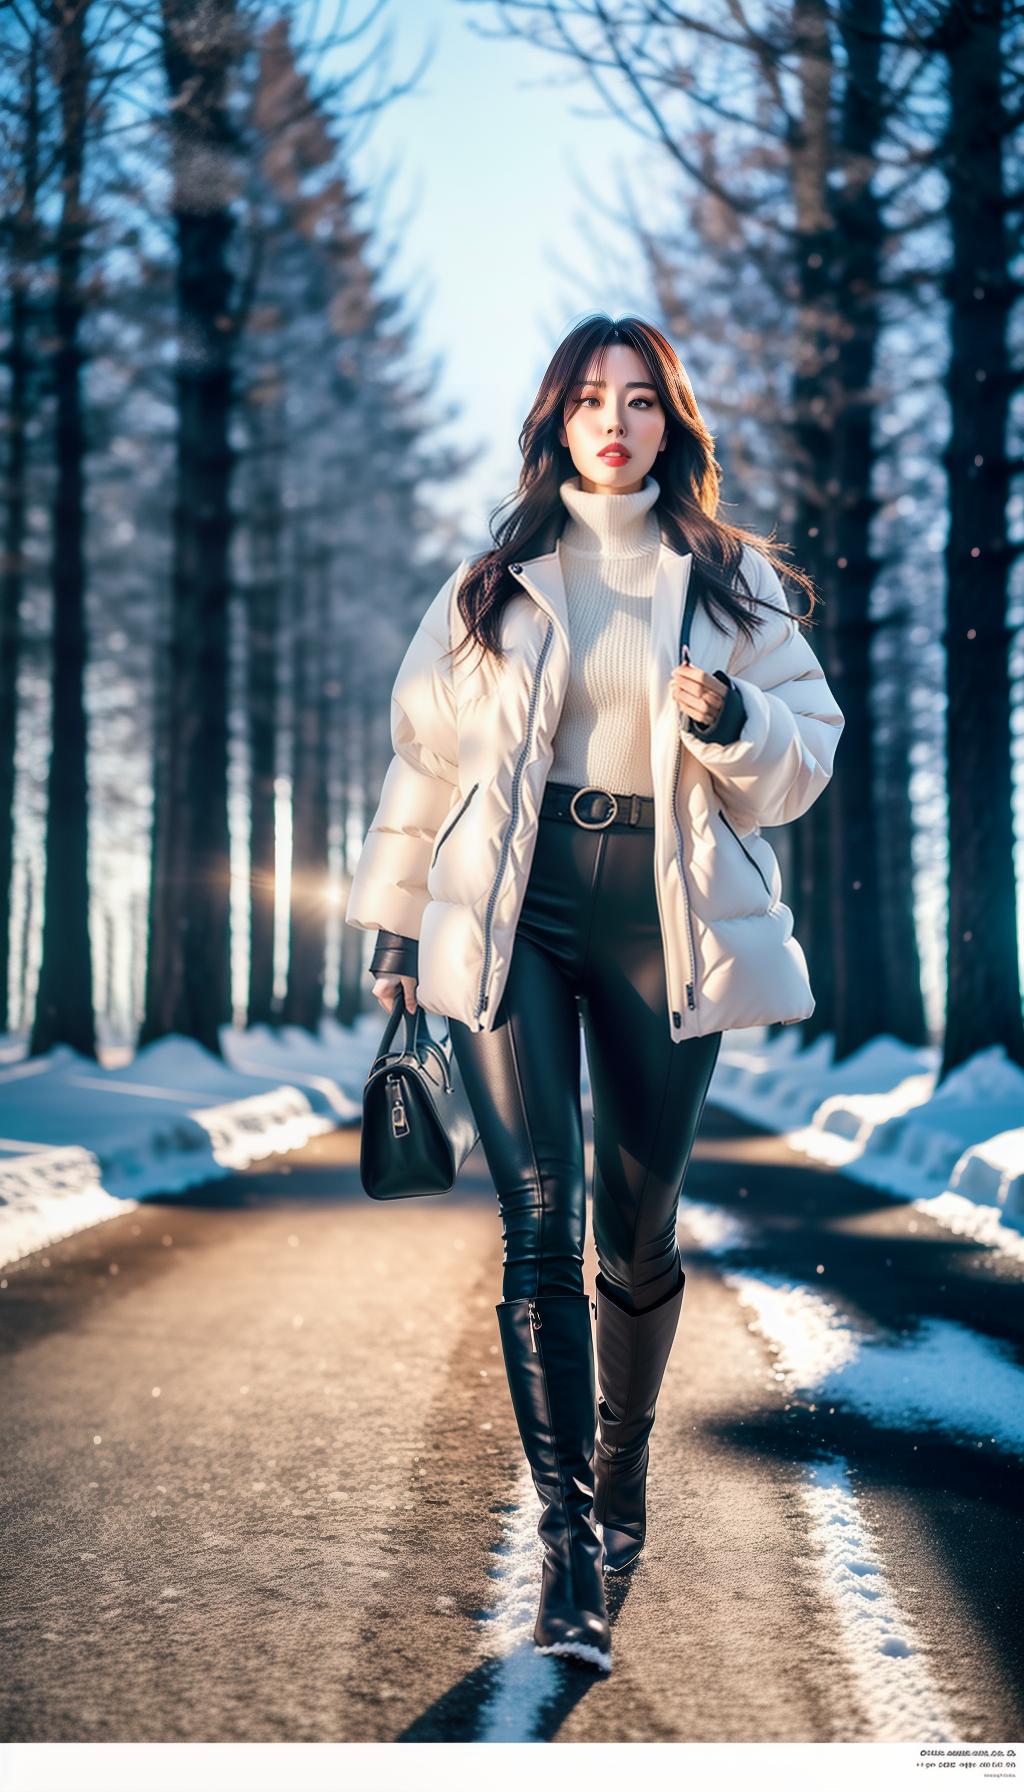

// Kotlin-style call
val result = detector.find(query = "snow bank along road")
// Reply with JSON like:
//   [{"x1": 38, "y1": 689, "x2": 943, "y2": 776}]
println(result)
[{"x1": 1, "y1": 1104, "x2": 1022, "y2": 1744}]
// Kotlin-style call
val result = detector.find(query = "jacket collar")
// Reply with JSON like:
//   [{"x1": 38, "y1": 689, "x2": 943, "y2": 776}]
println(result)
[
  {"x1": 508, "y1": 506, "x2": 699, "y2": 669},
  {"x1": 518, "y1": 506, "x2": 679, "y2": 561}
]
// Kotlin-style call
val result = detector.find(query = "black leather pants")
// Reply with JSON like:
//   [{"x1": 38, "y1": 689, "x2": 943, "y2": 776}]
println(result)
[{"x1": 448, "y1": 792, "x2": 722, "y2": 1313}]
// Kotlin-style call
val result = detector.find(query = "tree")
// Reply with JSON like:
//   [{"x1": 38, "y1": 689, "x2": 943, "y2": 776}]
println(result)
[
  {"x1": 30, "y1": 0, "x2": 96, "y2": 1058},
  {"x1": 937, "y1": 0, "x2": 1023, "y2": 1075},
  {"x1": 140, "y1": 0, "x2": 240, "y2": 1054},
  {"x1": 0, "y1": 26, "x2": 42, "y2": 1036}
]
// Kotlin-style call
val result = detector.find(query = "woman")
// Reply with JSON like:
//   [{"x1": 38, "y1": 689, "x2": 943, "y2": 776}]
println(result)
[{"x1": 345, "y1": 314, "x2": 844, "y2": 1676}]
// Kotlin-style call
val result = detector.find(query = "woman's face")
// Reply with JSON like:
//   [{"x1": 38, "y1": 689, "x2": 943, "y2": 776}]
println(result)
[{"x1": 558, "y1": 343, "x2": 668, "y2": 494}]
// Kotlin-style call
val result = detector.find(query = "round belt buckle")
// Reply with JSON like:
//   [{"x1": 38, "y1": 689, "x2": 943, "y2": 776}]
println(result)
[{"x1": 569, "y1": 786, "x2": 619, "y2": 830}]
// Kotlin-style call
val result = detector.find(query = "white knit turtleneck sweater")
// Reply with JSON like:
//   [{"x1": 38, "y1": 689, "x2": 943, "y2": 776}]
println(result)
[{"x1": 548, "y1": 472, "x2": 662, "y2": 798}]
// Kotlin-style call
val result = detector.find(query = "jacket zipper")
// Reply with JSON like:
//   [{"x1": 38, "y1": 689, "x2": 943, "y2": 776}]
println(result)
[
  {"x1": 672, "y1": 577, "x2": 701, "y2": 1018},
  {"x1": 475, "y1": 620, "x2": 555, "y2": 1021},
  {"x1": 718, "y1": 806, "x2": 771, "y2": 897},
  {"x1": 671, "y1": 730, "x2": 698, "y2": 1014},
  {"x1": 528, "y1": 1298, "x2": 541, "y2": 1353},
  {"x1": 430, "y1": 780, "x2": 479, "y2": 869}
]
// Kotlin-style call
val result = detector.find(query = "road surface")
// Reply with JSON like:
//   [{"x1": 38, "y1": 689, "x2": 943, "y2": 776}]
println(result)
[{"x1": 2, "y1": 1101, "x2": 1022, "y2": 1743}]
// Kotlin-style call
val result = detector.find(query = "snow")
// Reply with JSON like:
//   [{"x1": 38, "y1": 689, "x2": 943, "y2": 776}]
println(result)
[
  {"x1": 676, "y1": 1192, "x2": 1016, "y2": 1742},
  {"x1": 1, "y1": 996, "x2": 1017, "y2": 1738},
  {"x1": 476, "y1": 1463, "x2": 569, "y2": 1739},
  {"x1": 909, "y1": 1191, "x2": 1024, "y2": 1265},
  {"x1": 0, "y1": 1148, "x2": 127, "y2": 1269},
  {"x1": 709, "y1": 1030, "x2": 1024, "y2": 1259},
  {"x1": 680, "y1": 1198, "x2": 1024, "y2": 1455},
  {"x1": 730, "y1": 1273, "x2": 1024, "y2": 1454},
  {"x1": 0, "y1": 1017, "x2": 381, "y2": 1273},
  {"x1": 729, "y1": 1272, "x2": 863, "y2": 1387},
  {"x1": 5, "y1": 1009, "x2": 1022, "y2": 1278},
  {"x1": 799, "y1": 1459, "x2": 955, "y2": 1743}
]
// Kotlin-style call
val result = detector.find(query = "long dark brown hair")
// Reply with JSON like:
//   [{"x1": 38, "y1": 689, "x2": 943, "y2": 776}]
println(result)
[{"x1": 453, "y1": 313, "x2": 819, "y2": 672}]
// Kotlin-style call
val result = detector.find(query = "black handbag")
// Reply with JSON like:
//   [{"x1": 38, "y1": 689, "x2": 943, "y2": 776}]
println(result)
[{"x1": 359, "y1": 990, "x2": 480, "y2": 1199}]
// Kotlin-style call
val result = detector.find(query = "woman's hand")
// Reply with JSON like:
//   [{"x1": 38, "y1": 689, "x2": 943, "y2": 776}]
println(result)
[
  {"x1": 371, "y1": 973, "x2": 418, "y2": 1015},
  {"x1": 670, "y1": 651, "x2": 727, "y2": 730}
]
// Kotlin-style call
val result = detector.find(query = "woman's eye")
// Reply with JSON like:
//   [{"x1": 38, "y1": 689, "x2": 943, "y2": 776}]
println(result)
[{"x1": 580, "y1": 395, "x2": 654, "y2": 409}]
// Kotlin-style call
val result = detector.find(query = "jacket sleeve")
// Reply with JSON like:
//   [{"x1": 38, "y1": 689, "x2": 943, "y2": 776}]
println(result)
[
  {"x1": 369, "y1": 929, "x2": 419, "y2": 980},
  {"x1": 679, "y1": 549, "x2": 844, "y2": 830},
  {"x1": 682, "y1": 671, "x2": 747, "y2": 746},
  {"x1": 344, "y1": 561, "x2": 466, "y2": 942}
]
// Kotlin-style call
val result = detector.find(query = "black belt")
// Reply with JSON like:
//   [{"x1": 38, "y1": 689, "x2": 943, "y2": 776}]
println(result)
[{"x1": 540, "y1": 781, "x2": 656, "y2": 831}]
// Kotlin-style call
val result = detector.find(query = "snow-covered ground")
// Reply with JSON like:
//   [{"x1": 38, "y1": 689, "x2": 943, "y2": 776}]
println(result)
[
  {"x1": 476, "y1": 1446, "x2": 959, "y2": 1744},
  {"x1": 0, "y1": 1017, "x2": 379, "y2": 1271},
  {"x1": 3, "y1": 1008, "x2": 1022, "y2": 1743},
  {"x1": 708, "y1": 1029, "x2": 1024, "y2": 1262},
  {"x1": 2, "y1": 1014, "x2": 1022, "y2": 1275},
  {"x1": 672, "y1": 1190, "x2": 1024, "y2": 1742},
  {"x1": 680, "y1": 1196, "x2": 1024, "y2": 1453},
  {"x1": 474, "y1": 1175, "x2": 1023, "y2": 1746}
]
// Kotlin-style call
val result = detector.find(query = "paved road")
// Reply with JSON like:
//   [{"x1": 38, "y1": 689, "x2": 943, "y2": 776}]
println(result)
[{"x1": 2, "y1": 1103, "x2": 1022, "y2": 1743}]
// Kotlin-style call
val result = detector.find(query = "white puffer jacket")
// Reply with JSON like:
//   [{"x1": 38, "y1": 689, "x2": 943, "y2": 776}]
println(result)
[{"x1": 345, "y1": 517, "x2": 844, "y2": 1041}]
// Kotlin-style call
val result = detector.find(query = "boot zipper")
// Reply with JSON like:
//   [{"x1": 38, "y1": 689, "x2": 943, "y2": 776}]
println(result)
[
  {"x1": 526, "y1": 1294, "x2": 581, "y2": 1613},
  {"x1": 475, "y1": 620, "x2": 554, "y2": 1021}
]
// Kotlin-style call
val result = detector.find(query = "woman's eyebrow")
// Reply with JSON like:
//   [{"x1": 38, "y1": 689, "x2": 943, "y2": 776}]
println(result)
[{"x1": 577, "y1": 379, "x2": 657, "y2": 390}]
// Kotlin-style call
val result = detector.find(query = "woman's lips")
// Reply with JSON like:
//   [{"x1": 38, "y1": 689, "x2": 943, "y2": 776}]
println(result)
[{"x1": 598, "y1": 448, "x2": 630, "y2": 464}]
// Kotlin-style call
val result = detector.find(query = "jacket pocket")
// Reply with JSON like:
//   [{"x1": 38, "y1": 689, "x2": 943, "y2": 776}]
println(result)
[
  {"x1": 430, "y1": 781, "x2": 480, "y2": 869},
  {"x1": 718, "y1": 807, "x2": 772, "y2": 899}
]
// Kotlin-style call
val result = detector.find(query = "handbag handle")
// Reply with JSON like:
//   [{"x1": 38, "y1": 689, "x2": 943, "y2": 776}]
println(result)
[{"x1": 370, "y1": 987, "x2": 454, "y2": 1090}]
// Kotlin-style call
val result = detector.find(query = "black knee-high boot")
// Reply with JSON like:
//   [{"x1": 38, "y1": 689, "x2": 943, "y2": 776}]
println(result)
[
  {"x1": 495, "y1": 1293, "x2": 612, "y2": 1673},
  {"x1": 592, "y1": 1266, "x2": 685, "y2": 1572}
]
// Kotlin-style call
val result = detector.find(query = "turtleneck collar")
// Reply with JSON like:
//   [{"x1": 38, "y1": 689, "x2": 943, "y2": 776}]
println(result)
[{"x1": 558, "y1": 472, "x2": 661, "y2": 559}]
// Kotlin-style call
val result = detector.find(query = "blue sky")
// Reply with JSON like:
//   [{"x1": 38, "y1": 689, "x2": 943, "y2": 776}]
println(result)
[{"x1": 343, "y1": 0, "x2": 654, "y2": 549}]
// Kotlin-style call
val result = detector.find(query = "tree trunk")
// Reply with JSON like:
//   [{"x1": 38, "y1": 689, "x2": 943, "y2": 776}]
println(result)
[
  {"x1": 30, "y1": 0, "x2": 96, "y2": 1060},
  {"x1": 244, "y1": 403, "x2": 281, "y2": 1027},
  {"x1": 140, "y1": 0, "x2": 237, "y2": 1054},
  {"x1": 335, "y1": 677, "x2": 362, "y2": 1027},
  {"x1": 283, "y1": 546, "x2": 329, "y2": 1030},
  {"x1": 876, "y1": 660, "x2": 928, "y2": 1044},
  {"x1": 339, "y1": 684, "x2": 378, "y2": 1026},
  {"x1": 0, "y1": 35, "x2": 41, "y2": 1038},
  {"x1": 826, "y1": 0, "x2": 894, "y2": 1059},
  {"x1": 940, "y1": 0, "x2": 1023, "y2": 1077},
  {"x1": 787, "y1": 0, "x2": 838, "y2": 1051},
  {"x1": 18, "y1": 859, "x2": 35, "y2": 1030}
]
